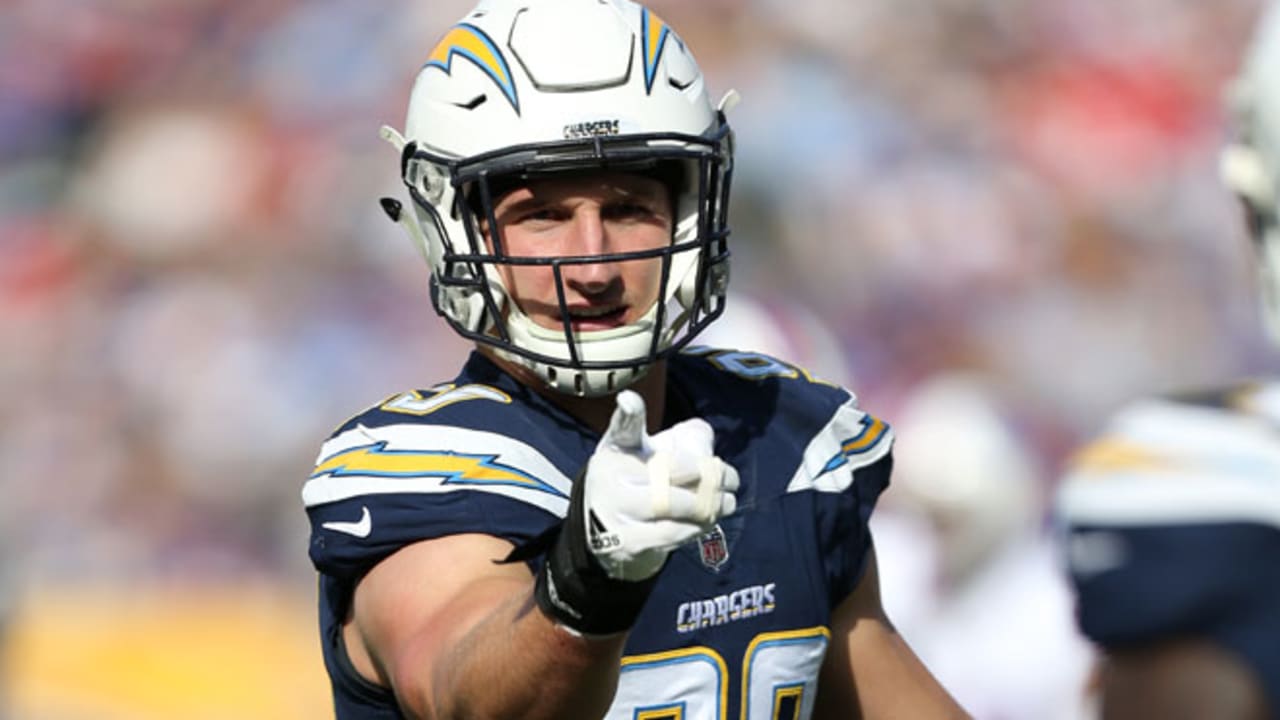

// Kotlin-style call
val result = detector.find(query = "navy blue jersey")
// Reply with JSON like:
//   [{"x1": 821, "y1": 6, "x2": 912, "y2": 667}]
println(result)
[
  {"x1": 303, "y1": 348, "x2": 893, "y2": 719},
  {"x1": 1056, "y1": 381, "x2": 1280, "y2": 713}
]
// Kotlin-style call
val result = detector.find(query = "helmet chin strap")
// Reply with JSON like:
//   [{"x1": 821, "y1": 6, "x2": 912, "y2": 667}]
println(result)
[
  {"x1": 495, "y1": 300, "x2": 664, "y2": 397},
  {"x1": 481, "y1": 219, "x2": 705, "y2": 396}
]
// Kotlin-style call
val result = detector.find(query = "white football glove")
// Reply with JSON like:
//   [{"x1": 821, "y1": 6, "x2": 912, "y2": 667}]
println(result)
[{"x1": 582, "y1": 390, "x2": 740, "y2": 581}]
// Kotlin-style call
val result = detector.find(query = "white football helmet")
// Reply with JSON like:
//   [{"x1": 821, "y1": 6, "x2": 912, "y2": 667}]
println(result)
[
  {"x1": 1222, "y1": 0, "x2": 1280, "y2": 344},
  {"x1": 888, "y1": 373, "x2": 1040, "y2": 585},
  {"x1": 382, "y1": 0, "x2": 735, "y2": 396}
]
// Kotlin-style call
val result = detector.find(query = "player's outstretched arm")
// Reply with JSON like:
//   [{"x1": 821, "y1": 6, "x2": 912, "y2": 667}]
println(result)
[
  {"x1": 342, "y1": 390, "x2": 739, "y2": 719},
  {"x1": 347, "y1": 532, "x2": 624, "y2": 720},
  {"x1": 813, "y1": 548, "x2": 972, "y2": 720}
]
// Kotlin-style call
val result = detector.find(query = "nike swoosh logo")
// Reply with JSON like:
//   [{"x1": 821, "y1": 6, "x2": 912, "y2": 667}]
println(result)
[{"x1": 322, "y1": 506, "x2": 372, "y2": 538}]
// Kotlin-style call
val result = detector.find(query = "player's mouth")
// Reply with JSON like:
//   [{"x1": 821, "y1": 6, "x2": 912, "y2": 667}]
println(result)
[{"x1": 564, "y1": 304, "x2": 628, "y2": 331}]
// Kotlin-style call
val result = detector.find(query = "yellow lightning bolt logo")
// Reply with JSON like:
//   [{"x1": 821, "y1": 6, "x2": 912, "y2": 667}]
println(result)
[
  {"x1": 310, "y1": 442, "x2": 563, "y2": 496},
  {"x1": 641, "y1": 7, "x2": 672, "y2": 94},
  {"x1": 820, "y1": 415, "x2": 890, "y2": 475},
  {"x1": 425, "y1": 23, "x2": 520, "y2": 113}
]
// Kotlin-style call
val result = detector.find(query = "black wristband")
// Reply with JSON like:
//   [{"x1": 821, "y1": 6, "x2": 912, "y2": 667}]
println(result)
[{"x1": 531, "y1": 469, "x2": 659, "y2": 635}]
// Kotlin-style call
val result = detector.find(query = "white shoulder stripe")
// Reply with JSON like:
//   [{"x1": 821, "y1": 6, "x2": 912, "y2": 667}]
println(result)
[
  {"x1": 1057, "y1": 471, "x2": 1280, "y2": 529},
  {"x1": 1060, "y1": 394, "x2": 1280, "y2": 528},
  {"x1": 302, "y1": 423, "x2": 572, "y2": 518},
  {"x1": 786, "y1": 400, "x2": 893, "y2": 494}
]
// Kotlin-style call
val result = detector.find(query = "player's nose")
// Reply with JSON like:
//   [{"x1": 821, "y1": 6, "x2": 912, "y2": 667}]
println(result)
[
  {"x1": 563, "y1": 206, "x2": 615, "y2": 288},
  {"x1": 567, "y1": 205, "x2": 608, "y2": 256}
]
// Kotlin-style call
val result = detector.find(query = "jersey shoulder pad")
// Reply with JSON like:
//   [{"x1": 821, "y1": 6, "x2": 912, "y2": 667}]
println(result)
[
  {"x1": 330, "y1": 382, "x2": 520, "y2": 436},
  {"x1": 784, "y1": 393, "x2": 893, "y2": 495},
  {"x1": 304, "y1": 385, "x2": 579, "y2": 581},
  {"x1": 1060, "y1": 392, "x2": 1280, "y2": 663},
  {"x1": 676, "y1": 345, "x2": 855, "y2": 412},
  {"x1": 1057, "y1": 393, "x2": 1280, "y2": 531},
  {"x1": 308, "y1": 383, "x2": 575, "y2": 511},
  {"x1": 323, "y1": 350, "x2": 549, "y2": 438},
  {"x1": 673, "y1": 347, "x2": 891, "y2": 493}
]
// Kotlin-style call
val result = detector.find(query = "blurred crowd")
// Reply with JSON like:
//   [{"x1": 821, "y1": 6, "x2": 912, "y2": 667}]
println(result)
[{"x1": 1, "y1": 0, "x2": 1275, "y2": 717}]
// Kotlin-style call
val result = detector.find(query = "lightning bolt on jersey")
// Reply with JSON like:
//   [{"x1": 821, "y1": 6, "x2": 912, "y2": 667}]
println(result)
[
  {"x1": 1056, "y1": 381, "x2": 1280, "y2": 712},
  {"x1": 303, "y1": 348, "x2": 893, "y2": 719}
]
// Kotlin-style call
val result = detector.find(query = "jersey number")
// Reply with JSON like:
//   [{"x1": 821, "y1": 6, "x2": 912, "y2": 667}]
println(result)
[
  {"x1": 687, "y1": 348, "x2": 834, "y2": 387},
  {"x1": 380, "y1": 384, "x2": 511, "y2": 415},
  {"x1": 605, "y1": 628, "x2": 829, "y2": 720}
]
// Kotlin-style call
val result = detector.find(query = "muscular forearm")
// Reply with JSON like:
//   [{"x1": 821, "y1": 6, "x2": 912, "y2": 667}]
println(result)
[{"x1": 391, "y1": 576, "x2": 626, "y2": 720}]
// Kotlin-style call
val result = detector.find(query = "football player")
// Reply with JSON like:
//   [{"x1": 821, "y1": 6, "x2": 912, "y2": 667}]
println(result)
[
  {"x1": 301, "y1": 1, "x2": 968, "y2": 718},
  {"x1": 1055, "y1": 3, "x2": 1280, "y2": 718}
]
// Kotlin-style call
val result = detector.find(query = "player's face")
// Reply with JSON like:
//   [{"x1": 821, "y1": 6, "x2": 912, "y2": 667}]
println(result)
[{"x1": 486, "y1": 172, "x2": 674, "y2": 332}]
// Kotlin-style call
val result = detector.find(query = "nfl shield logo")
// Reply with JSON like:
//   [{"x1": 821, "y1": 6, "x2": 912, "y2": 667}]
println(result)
[{"x1": 697, "y1": 524, "x2": 730, "y2": 571}]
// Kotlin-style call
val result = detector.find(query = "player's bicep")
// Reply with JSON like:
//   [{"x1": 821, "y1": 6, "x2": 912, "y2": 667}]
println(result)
[
  {"x1": 816, "y1": 548, "x2": 888, "y2": 707},
  {"x1": 346, "y1": 533, "x2": 531, "y2": 706},
  {"x1": 816, "y1": 550, "x2": 969, "y2": 720}
]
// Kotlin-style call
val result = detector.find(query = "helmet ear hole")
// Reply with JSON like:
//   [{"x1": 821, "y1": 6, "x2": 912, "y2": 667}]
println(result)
[{"x1": 406, "y1": 157, "x2": 449, "y2": 207}]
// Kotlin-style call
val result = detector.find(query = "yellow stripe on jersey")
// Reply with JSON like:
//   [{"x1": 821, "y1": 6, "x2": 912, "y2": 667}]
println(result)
[
  {"x1": 817, "y1": 414, "x2": 890, "y2": 476},
  {"x1": 310, "y1": 442, "x2": 562, "y2": 495},
  {"x1": 742, "y1": 627, "x2": 829, "y2": 720},
  {"x1": 636, "y1": 707, "x2": 683, "y2": 720},
  {"x1": 772, "y1": 684, "x2": 804, "y2": 720},
  {"x1": 620, "y1": 646, "x2": 730, "y2": 720},
  {"x1": 842, "y1": 416, "x2": 888, "y2": 454},
  {"x1": 1069, "y1": 438, "x2": 1173, "y2": 475},
  {"x1": 380, "y1": 384, "x2": 512, "y2": 416}
]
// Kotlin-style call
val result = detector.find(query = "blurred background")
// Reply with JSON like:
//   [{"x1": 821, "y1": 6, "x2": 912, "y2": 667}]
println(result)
[{"x1": 1, "y1": 0, "x2": 1275, "y2": 717}]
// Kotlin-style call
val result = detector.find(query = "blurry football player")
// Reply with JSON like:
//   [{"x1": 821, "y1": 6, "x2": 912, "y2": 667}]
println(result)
[
  {"x1": 1055, "y1": 3, "x2": 1280, "y2": 718},
  {"x1": 874, "y1": 373, "x2": 1094, "y2": 720},
  {"x1": 300, "y1": 1, "x2": 968, "y2": 718}
]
